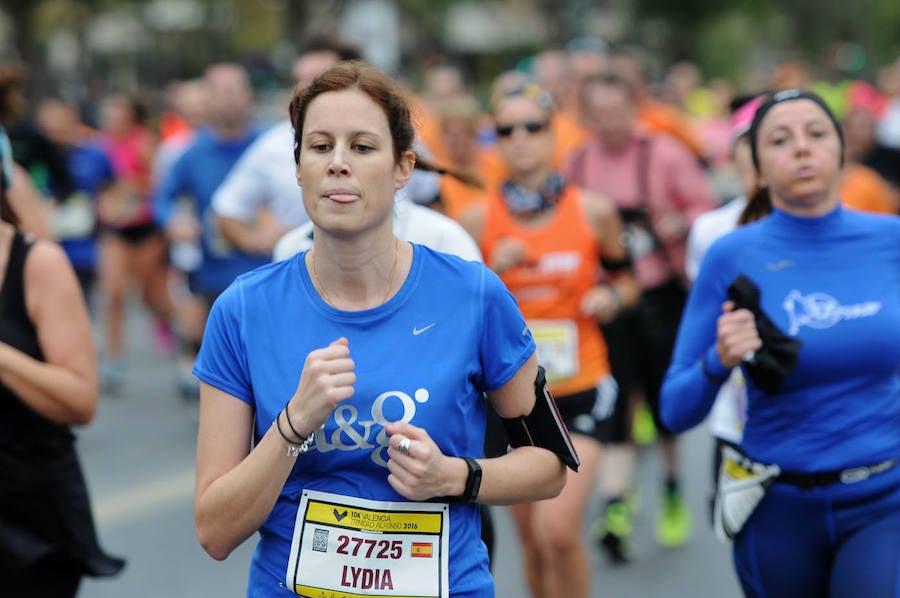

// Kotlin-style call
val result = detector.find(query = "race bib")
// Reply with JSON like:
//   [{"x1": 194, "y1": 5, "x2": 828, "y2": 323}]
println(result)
[
  {"x1": 52, "y1": 192, "x2": 96, "y2": 239},
  {"x1": 528, "y1": 319, "x2": 578, "y2": 383},
  {"x1": 286, "y1": 490, "x2": 450, "y2": 598},
  {"x1": 713, "y1": 446, "x2": 780, "y2": 543}
]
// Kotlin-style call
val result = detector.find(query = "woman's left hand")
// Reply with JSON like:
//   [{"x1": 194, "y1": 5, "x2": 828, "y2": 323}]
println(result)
[
  {"x1": 716, "y1": 301, "x2": 763, "y2": 369},
  {"x1": 385, "y1": 422, "x2": 465, "y2": 501}
]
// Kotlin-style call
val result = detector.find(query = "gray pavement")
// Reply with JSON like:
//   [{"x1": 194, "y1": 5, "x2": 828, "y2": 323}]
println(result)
[{"x1": 77, "y1": 302, "x2": 741, "y2": 598}]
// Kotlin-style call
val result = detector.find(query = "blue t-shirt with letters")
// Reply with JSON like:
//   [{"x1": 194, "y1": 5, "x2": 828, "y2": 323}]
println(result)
[{"x1": 194, "y1": 244, "x2": 535, "y2": 597}]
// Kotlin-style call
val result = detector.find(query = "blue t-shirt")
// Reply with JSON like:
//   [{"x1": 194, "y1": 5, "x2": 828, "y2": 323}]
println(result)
[
  {"x1": 661, "y1": 206, "x2": 900, "y2": 473},
  {"x1": 60, "y1": 142, "x2": 116, "y2": 270},
  {"x1": 154, "y1": 127, "x2": 267, "y2": 295},
  {"x1": 194, "y1": 244, "x2": 535, "y2": 597}
]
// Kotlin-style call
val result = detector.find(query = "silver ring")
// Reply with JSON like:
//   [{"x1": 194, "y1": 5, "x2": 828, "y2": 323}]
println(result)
[
  {"x1": 742, "y1": 351, "x2": 757, "y2": 364},
  {"x1": 398, "y1": 438, "x2": 411, "y2": 456}
]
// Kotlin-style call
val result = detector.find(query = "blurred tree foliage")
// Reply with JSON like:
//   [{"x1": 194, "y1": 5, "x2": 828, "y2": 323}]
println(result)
[
  {"x1": 635, "y1": 0, "x2": 900, "y2": 79},
  {"x1": 3, "y1": 0, "x2": 900, "y2": 97}
]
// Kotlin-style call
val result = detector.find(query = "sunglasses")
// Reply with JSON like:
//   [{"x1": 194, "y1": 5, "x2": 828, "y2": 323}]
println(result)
[{"x1": 496, "y1": 121, "x2": 548, "y2": 137}]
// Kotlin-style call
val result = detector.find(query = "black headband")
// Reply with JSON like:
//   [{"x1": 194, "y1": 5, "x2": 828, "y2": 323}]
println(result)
[{"x1": 748, "y1": 89, "x2": 845, "y2": 171}]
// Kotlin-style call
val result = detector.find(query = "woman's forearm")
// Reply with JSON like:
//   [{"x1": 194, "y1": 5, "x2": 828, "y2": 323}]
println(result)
[
  {"x1": 195, "y1": 415, "x2": 303, "y2": 561},
  {"x1": 660, "y1": 348, "x2": 725, "y2": 433},
  {"x1": 0, "y1": 343, "x2": 96, "y2": 425},
  {"x1": 476, "y1": 446, "x2": 566, "y2": 505}
]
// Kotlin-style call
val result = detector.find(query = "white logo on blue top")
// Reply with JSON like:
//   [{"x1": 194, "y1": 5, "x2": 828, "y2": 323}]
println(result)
[
  {"x1": 313, "y1": 387, "x2": 431, "y2": 468},
  {"x1": 783, "y1": 290, "x2": 882, "y2": 335},
  {"x1": 412, "y1": 323, "x2": 436, "y2": 335}
]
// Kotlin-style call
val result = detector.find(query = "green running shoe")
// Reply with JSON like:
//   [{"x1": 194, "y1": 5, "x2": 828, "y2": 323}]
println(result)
[
  {"x1": 656, "y1": 488, "x2": 693, "y2": 548},
  {"x1": 593, "y1": 500, "x2": 632, "y2": 563},
  {"x1": 625, "y1": 486, "x2": 642, "y2": 516},
  {"x1": 632, "y1": 402, "x2": 657, "y2": 446}
]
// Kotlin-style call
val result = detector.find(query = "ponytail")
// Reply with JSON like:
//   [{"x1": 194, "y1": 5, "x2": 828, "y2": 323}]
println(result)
[
  {"x1": 738, "y1": 186, "x2": 772, "y2": 225},
  {"x1": 414, "y1": 154, "x2": 485, "y2": 190}
]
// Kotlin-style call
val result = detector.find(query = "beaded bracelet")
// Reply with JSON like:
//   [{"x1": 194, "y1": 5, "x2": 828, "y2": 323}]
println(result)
[
  {"x1": 284, "y1": 406, "x2": 305, "y2": 441},
  {"x1": 275, "y1": 411, "x2": 315, "y2": 457},
  {"x1": 284, "y1": 405, "x2": 315, "y2": 455}
]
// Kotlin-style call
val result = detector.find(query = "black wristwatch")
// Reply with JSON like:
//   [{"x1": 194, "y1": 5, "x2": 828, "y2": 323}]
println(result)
[{"x1": 452, "y1": 457, "x2": 482, "y2": 503}]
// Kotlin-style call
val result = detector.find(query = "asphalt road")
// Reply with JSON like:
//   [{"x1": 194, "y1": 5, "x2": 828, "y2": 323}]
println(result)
[{"x1": 76, "y1": 303, "x2": 742, "y2": 598}]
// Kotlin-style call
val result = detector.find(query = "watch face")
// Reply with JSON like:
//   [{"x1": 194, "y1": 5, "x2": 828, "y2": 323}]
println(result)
[
  {"x1": 466, "y1": 457, "x2": 483, "y2": 502},
  {"x1": 471, "y1": 470, "x2": 482, "y2": 499}
]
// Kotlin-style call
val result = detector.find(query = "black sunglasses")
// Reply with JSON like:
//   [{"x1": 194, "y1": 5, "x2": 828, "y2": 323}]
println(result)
[{"x1": 496, "y1": 121, "x2": 548, "y2": 137}]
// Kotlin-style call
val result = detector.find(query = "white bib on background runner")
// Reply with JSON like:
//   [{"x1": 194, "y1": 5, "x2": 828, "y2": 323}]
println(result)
[
  {"x1": 528, "y1": 319, "x2": 578, "y2": 383},
  {"x1": 286, "y1": 490, "x2": 450, "y2": 597},
  {"x1": 713, "y1": 446, "x2": 781, "y2": 543}
]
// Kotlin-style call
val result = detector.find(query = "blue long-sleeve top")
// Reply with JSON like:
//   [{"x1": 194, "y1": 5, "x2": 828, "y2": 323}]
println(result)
[{"x1": 661, "y1": 206, "x2": 900, "y2": 472}]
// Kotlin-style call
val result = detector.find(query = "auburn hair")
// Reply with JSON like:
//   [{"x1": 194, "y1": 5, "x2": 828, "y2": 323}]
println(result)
[{"x1": 288, "y1": 61, "x2": 483, "y2": 189}]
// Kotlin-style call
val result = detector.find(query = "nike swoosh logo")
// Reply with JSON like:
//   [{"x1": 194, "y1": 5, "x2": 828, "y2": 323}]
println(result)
[
  {"x1": 766, "y1": 260, "x2": 795, "y2": 271},
  {"x1": 412, "y1": 323, "x2": 436, "y2": 336}
]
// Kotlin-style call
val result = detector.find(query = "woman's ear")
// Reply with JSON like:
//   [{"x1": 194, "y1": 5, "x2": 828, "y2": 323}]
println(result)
[
  {"x1": 394, "y1": 150, "x2": 415, "y2": 190},
  {"x1": 296, "y1": 161, "x2": 302, "y2": 187}
]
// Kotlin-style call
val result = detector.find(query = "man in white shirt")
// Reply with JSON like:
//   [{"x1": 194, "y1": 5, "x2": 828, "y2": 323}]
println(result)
[{"x1": 212, "y1": 38, "x2": 362, "y2": 255}]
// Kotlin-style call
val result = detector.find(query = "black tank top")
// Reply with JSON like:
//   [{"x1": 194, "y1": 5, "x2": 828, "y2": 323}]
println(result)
[
  {"x1": 0, "y1": 231, "x2": 124, "y2": 578},
  {"x1": 0, "y1": 232, "x2": 73, "y2": 451}
]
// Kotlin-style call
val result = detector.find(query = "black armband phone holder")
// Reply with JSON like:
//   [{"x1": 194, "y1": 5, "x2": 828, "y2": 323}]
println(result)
[{"x1": 501, "y1": 366, "x2": 581, "y2": 471}]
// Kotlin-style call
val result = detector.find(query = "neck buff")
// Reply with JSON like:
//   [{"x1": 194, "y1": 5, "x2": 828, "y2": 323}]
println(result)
[{"x1": 500, "y1": 172, "x2": 566, "y2": 215}]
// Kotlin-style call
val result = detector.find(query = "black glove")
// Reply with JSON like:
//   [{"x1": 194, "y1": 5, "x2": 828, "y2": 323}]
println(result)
[{"x1": 726, "y1": 275, "x2": 802, "y2": 394}]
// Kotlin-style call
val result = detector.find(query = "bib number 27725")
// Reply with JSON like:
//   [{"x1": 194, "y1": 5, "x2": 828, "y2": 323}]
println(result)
[{"x1": 286, "y1": 490, "x2": 450, "y2": 597}]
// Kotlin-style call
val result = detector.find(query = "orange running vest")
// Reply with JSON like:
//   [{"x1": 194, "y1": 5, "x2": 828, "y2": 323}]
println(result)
[{"x1": 481, "y1": 185, "x2": 611, "y2": 397}]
